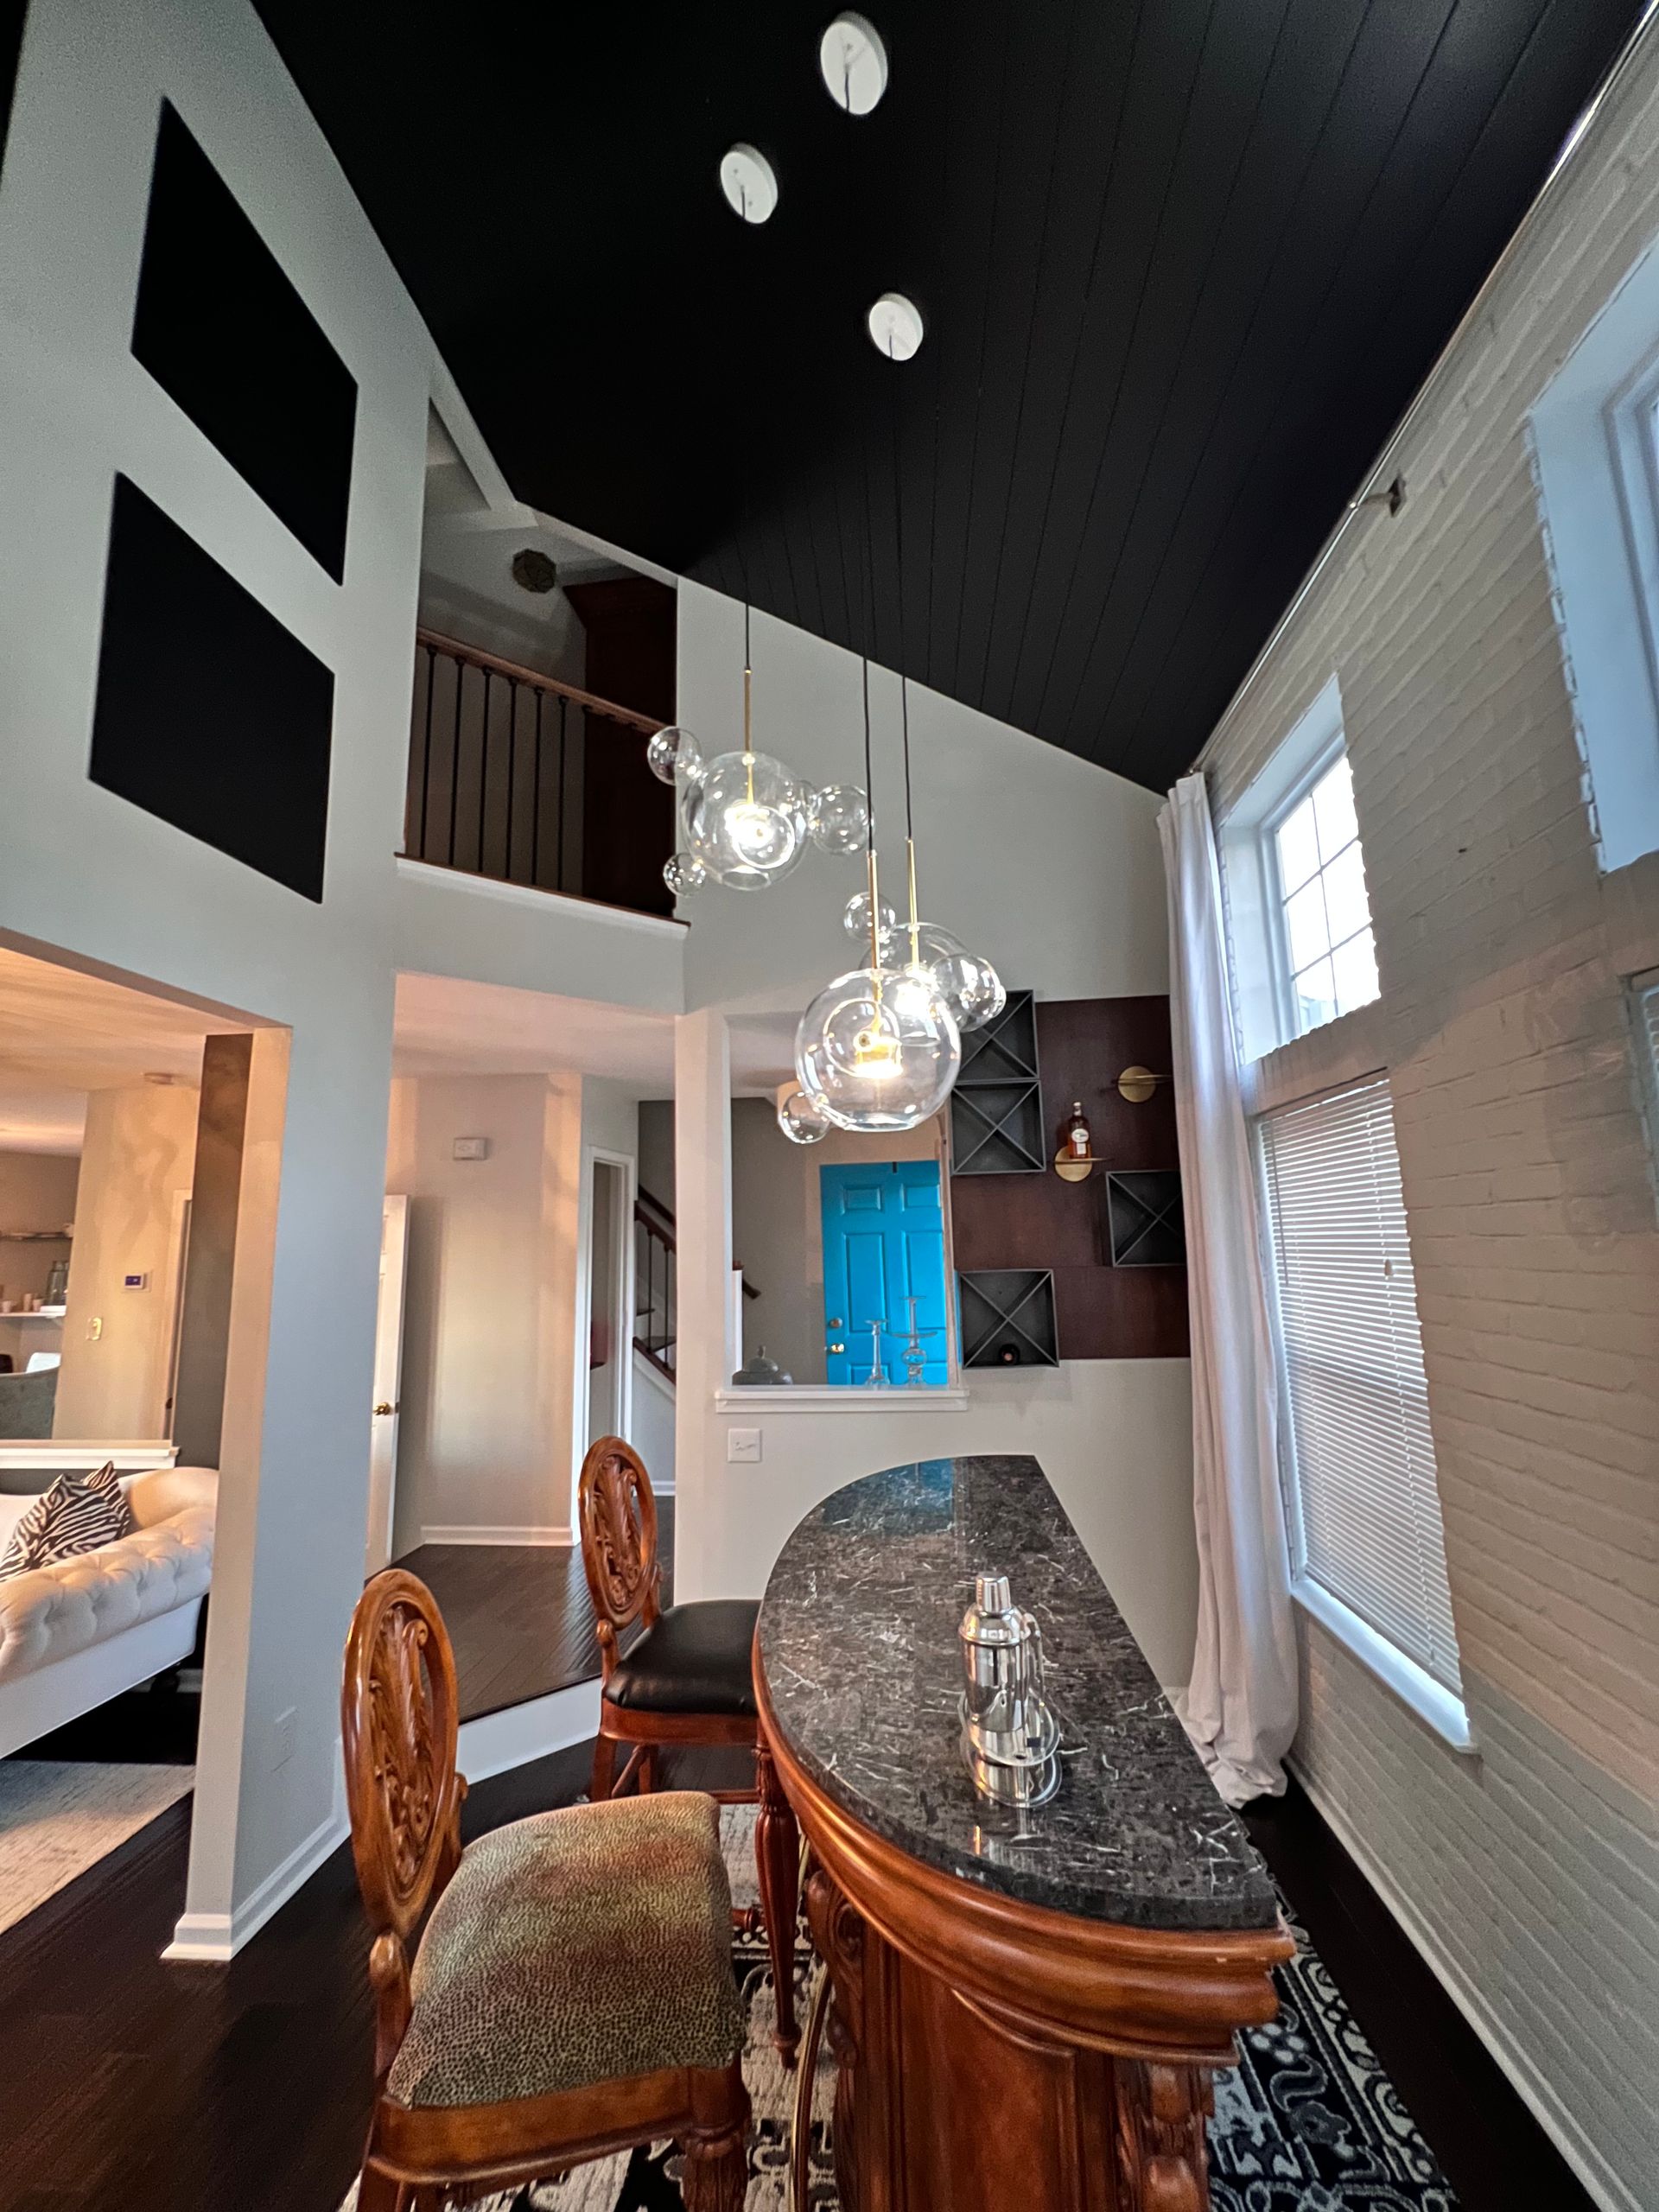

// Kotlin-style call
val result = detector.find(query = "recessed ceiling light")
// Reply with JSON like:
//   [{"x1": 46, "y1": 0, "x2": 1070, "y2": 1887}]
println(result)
[
  {"x1": 821, "y1": 13, "x2": 888, "y2": 116},
  {"x1": 868, "y1": 291, "x2": 924, "y2": 360},
  {"x1": 719, "y1": 143, "x2": 779, "y2": 224}
]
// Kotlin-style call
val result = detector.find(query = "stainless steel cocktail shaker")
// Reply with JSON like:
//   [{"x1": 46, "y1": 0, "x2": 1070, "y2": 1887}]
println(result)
[{"x1": 957, "y1": 1571, "x2": 1061, "y2": 1807}]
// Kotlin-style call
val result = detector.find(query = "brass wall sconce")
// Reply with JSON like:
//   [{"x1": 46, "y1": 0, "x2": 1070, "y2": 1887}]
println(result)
[{"x1": 1116, "y1": 1065, "x2": 1172, "y2": 1104}]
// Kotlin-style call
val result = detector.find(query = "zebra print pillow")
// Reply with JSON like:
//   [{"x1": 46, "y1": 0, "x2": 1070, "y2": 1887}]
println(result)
[{"x1": 0, "y1": 1462, "x2": 132, "y2": 1580}]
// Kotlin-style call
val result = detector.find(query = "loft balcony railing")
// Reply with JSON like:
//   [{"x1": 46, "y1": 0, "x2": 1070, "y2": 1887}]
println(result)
[{"x1": 404, "y1": 627, "x2": 666, "y2": 911}]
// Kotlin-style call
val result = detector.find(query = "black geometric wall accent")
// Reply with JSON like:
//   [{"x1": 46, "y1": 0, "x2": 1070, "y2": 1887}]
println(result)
[
  {"x1": 131, "y1": 101, "x2": 357, "y2": 582},
  {"x1": 1105, "y1": 1173, "x2": 1185, "y2": 1268},
  {"x1": 957, "y1": 1269, "x2": 1059, "y2": 1370},
  {"x1": 89, "y1": 475, "x2": 334, "y2": 900}
]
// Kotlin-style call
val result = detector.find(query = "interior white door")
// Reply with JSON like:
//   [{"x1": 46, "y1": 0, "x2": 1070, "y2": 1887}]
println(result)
[{"x1": 365, "y1": 1194, "x2": 409, "y2": 1575}]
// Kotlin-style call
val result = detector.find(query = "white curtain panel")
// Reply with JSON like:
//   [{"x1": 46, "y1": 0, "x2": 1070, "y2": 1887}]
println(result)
[{"x1": 1159, "y1": 774, "x2": 1298, "y2": 1805}]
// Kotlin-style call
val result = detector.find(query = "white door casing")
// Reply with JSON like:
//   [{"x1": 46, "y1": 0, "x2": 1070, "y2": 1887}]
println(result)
[{"x1": 365, "y1": 1194, "x2": 410, "y2": 1574}]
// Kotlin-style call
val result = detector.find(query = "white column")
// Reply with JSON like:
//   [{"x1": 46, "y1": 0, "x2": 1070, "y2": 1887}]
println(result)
[{"x1": 672, "y1": 1009, "x2": 732, "y2": 1603}]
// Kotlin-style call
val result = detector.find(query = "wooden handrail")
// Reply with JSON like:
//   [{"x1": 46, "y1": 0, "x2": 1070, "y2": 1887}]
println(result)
[{"x1": 416, "y1": 626, "x2": 665, "y2": 736}]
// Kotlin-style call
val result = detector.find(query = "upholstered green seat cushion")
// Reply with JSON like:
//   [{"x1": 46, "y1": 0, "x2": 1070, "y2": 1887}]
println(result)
[{"x1": 386, "y1": 1791, "x2": 743, "y2": 2110}]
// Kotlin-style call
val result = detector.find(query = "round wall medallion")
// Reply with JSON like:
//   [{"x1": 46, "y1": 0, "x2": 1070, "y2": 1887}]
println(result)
[
  {"x1": 720, "y1": 143, "x2": 779, "y2": 224},
  {"x1": 868, "y1": 291, "x2": 925, "y2": 360},
  {"x1": 821, "y1": 13, "x2": 888, "y2": 114}
]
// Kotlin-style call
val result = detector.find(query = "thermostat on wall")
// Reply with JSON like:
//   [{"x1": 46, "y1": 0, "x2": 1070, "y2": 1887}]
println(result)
[
  {"x1": 452, "y1": 1135, "x2": 490, "y2": 1161},
  {"x1": 122, "y1": 1272, "x2": 149, "y2": 1290}
]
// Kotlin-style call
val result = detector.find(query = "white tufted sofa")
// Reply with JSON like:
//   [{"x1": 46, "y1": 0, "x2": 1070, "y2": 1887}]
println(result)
[{"x1": 0, "y1": 1465, "x2": 216, "y2": 1756}]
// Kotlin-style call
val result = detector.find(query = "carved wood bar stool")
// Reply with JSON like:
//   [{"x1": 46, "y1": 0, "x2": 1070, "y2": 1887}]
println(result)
[
  {"x1": 342, "y1": 1569, "x2": 750, "y2": 2211},
  {"x1": 579, "y1": 1434, "x2": 800, "y2": 2066}
]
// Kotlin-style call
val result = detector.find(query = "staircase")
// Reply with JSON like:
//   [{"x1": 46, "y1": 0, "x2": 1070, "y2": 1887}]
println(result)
[{"x1": 633, "y1": 1191, "x2": 677, "y2": 1381}]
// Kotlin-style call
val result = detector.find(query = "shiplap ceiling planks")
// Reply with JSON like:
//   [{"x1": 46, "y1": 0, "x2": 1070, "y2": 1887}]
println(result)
[{"x1": 256, "y1": 0, "x2": 1644, "y2": 790}]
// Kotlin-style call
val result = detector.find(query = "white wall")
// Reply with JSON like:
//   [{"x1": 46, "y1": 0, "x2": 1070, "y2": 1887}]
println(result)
[
  {"x1": 671, "y1": 597, "x2": 1198, "y2": 1690},
  {"x1": 0, "y1": 0, "x2": 682, "y2": 1955},
  {"x1": 387, "y1": 1073, "x2": 582, "y2": 1548},
  {"x1": 0, "y1": 1151, "x2": 79, "y2": 1375},
  {"x1": 54, "y1": 1081, "x2": 196, "y2": 1438},
  {"x1": 1200, "y1": 38, "x2": 1659, "y2": 2209},
  {"x1": 677, "y1": 582, "x2": 1170, "y2": 1017}
]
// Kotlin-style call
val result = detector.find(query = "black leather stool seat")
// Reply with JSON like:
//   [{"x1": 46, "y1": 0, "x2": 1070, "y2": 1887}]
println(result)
[{"x1": 606, "y1": 1598, "x2": 760, "y2": 1715}]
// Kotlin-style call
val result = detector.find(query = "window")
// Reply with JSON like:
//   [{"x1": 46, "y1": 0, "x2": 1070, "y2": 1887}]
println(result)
[
  {"x1": 1256, "y1": 1075, "x2": 1469, "y2": 1747},
  {"x1": 1267, "y1": 753, "x2": 1379, "y2": 1038},
  {"x1": 1530, "y1": 232, "x2": 1659, "y2": 874},
  {"x1": 1629, "y1": 963, "x2": 1659, "y2": 1212},
  {"x1": 1219, "y1": 676, "x2": 1381, "y2": 1059}
]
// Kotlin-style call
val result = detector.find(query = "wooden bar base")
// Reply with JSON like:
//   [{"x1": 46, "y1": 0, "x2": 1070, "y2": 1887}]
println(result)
[{"x1": 762, "y1": 1706, "x2": 1291, "y2": 2212}]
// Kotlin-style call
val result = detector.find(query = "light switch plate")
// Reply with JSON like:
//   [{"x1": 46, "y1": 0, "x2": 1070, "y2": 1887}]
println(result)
[{"x1": 727, "y1": 1427, "x2": 761, "y2": 1464}]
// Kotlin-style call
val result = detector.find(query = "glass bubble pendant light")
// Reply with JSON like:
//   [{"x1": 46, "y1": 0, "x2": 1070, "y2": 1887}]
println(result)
[
  {"x1": 795, "y1": 663, "x2": 960, "y2": 1134},
  {"x1": 778, "y1": 1087, "x2": 832, "y2": 1145}
]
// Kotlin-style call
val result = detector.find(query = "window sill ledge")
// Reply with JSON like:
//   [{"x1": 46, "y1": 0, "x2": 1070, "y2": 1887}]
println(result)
[
  {"x1": 713, "y1": 1386, "x2": 969, "y2": 1414},
  {"x1": 1292, "y1": 1575, "x2": 1476, "y2": 1755}
]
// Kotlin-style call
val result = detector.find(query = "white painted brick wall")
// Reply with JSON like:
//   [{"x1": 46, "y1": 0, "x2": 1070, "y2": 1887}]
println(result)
[{"x1": 1202, "y1": 35, "x2": 1659, "y2": 2212}]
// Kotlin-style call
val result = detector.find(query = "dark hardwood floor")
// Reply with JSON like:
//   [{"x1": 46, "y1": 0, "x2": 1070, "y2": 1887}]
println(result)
[
  {"x1": 397, "y1": 1497, "x2": 675, "y2": 1722},
  {"x1": 0, "y1": 1745, "x2": 1592, "y2": 2212}
]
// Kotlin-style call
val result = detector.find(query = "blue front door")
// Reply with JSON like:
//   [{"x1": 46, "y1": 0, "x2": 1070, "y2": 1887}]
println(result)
[{"x1": 820, "y1": 1160, "x2": 950, "y2": 1385}]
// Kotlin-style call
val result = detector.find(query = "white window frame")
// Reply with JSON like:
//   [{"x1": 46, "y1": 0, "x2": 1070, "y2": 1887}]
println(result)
[
  {"x1": 1256, "y1": 733, "x2": 1354, "y2": 1049},
  {"x1": 1530, "y1": 232, "x2": 1659, "y2": 875},
  {"x1": 1626, "y1": 963, "x2": 1659, "y2": 1216},
  {"x1": 1252, "y1": 1075, "x2": 1474, "y2": 1754},
  {"x1": 1221, "y1": 675, "x2": 1375, "y2": 1061}
]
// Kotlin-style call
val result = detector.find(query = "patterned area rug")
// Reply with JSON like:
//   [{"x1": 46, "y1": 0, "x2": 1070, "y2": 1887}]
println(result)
[
  {"x1": 343, "y1": 1808, "x2": 1456, "y2": 2210},
  {"x1": 0, "y1": 1759, "x2": 193, "y2": 1935}
]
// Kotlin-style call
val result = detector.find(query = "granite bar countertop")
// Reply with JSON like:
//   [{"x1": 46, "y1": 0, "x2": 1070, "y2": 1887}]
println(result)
[{"x1": 755, "y1": 1454, "x2": 1279, "y2": 1932}]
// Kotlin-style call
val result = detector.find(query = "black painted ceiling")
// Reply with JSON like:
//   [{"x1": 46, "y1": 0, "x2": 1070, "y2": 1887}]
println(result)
[{"x1": 256, "y1": 0, "x2": 1642, "y2": 791}]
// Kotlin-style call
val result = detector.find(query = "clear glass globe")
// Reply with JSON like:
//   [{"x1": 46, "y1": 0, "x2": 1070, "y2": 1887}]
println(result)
[
  {"x1": 807, "y1": 783, "x2": 871, "y2": 855},
  {"x1": 663, "y1": 850, "x2": 707, "y2": 895},
  {"x1": 683, "y1": 751, "x2": 810, "y2": 888},
  {"x1": 778, "y1": 1088, "x2": 832, "y2": 1145},
  {"x1": 961, "y1": 954, "x2": 1006, "y2": 1032},
  {"x1": 877, "y1": 922, "x2": 1003, "y2": 1033},
  {"x1": 842, "y1": 887, "x2": 898, "y2": 944},
  {"x1": 795, "y1": 965, "x2": 961, "y2": 1133},
  {"x1": 646, "y1": 725, "x2": 702, "y2": 787}
]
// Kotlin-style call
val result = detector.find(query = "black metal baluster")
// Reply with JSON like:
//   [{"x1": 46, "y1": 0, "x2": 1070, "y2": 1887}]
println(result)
[
  {"x1": 479, "y1": 667, "x2": 491, "y2": 876},
  {"x1": 416, "y1": 642, "x2": 435, "y2": 859},
  {"x1": 556, "y1": 696, "x2": 569, "y2": 893},
  {"x1": 531, "y1": 688, "x2": 544, "y2": 888},
  {"x1": 505, "y1": 677, "x2": 518, "y2": 882},
  {"x1": 448, "y1": 654, "x2": 463, "y2": 868}
]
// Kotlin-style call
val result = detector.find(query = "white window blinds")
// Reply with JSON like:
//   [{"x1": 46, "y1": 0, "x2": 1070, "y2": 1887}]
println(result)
[{"x1": 1257, "y1": 1076, "x2": 1463, "y2": 1694}]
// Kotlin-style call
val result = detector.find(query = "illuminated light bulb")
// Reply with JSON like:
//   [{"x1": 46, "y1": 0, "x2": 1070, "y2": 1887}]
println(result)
[
  {"x1": 778, "y1": 1089, "x2": 832, "y2": 1145},
  {"x1": 683, "y1": 750, "x2": 810, "y2": 888},
  {"x1": 647, "y1": 726, "x2": 702, "y2": 787},
  {"x1": 795, "y1": 965, "x2": 960, "y2": 1133},
  {"x1": 879, "y1": 922, "x2": 1006, "y2": 1033}
]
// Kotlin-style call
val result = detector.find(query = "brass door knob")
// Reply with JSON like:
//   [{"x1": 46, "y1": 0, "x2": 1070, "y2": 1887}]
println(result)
[{"x1": 373, "y1": 1402, "x2": 397, "y2": 1416}]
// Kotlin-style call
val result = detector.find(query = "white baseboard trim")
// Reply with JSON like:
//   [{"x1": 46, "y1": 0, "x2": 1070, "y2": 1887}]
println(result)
[
  {"x1": 162, "y1": 1807, "x2": 346, "y2": 1965},
  {"x1": 158, "y1": 1687, "x2": 599, "y2": 1968},
  {"x1": 1290, "y1": 1761, "x2": 1636, "y2": 2212},
  {"x1": 457, "y1": 1676, "x2": 599, "y2": 1783},
  {"x1": 418, "y1": 1524, "x2": 573, "y2": 1548}
]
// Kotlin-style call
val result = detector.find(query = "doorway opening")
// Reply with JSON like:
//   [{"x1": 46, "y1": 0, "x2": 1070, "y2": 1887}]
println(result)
[{"x1": 582, "y1": 1153, "x2": 633, "y2": 1453}]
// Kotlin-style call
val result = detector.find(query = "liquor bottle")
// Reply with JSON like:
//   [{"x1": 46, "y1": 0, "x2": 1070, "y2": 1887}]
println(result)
[{"x1": 1064, "y1": 1100, "x2": 1091, "y2": 1160}]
